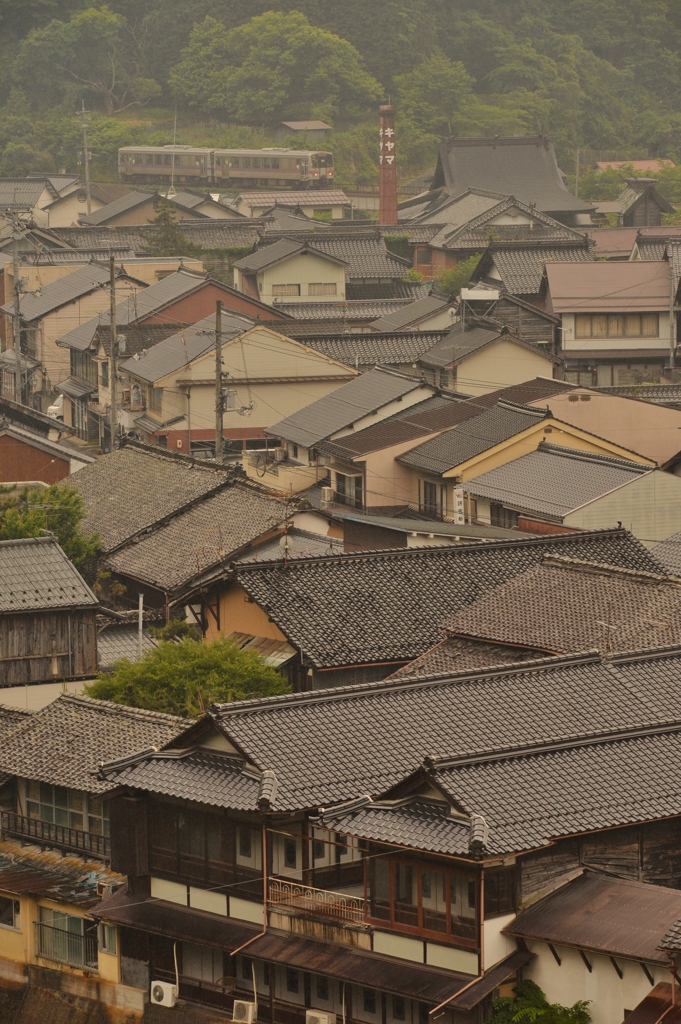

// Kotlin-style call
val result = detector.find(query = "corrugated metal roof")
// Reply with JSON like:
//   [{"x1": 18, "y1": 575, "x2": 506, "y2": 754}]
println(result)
[
  {"x1": 466, "y1": 442, "x2": 651, "y2": 517},
  {"x1": 1, "y1": 263, "x2": 110, "y2": 322},
  {"x1": 97, "y1": 623, "x2": 157, "y2": 668},
  {"x1": 267, "y1": 367, "x2": 426, "y2": 447},
  {"x1": 547, "y1": 260, "x2": 671, "y2": 312},
  {"x1": 0, "y1": 537, "x2": 97, "y2": 613},
  {"x1": 0, "y1": 838, "x2": 123, "y2": 907},
  {"x1": 57, "y1": 376, "x2": 98, "y2": 399}
]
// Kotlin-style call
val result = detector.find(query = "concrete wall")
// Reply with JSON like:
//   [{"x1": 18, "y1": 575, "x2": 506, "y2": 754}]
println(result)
[
  {"x1": 565, "y1": 469, "x2": 681, "y2": 546},
  {"x1": 0, "y1": 678, "x2": 88, "y2": 711}
]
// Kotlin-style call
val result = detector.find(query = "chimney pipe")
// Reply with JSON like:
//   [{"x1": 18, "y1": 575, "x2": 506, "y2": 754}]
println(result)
[{"x1": 379, "y1": 105, "x2": 398, "y2": 225}]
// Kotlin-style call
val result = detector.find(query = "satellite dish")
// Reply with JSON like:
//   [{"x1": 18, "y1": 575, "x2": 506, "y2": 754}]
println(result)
[{"x1": 279, "y1": 533, "x2": 294, "y2": 551}]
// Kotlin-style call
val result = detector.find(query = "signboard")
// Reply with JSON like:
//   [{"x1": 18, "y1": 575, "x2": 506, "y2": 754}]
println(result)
[{"x1": 452, "y1": 487, "x2": 465, "y2": 525}]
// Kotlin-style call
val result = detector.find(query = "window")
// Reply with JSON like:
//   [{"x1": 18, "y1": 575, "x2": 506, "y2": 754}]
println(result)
[
  {"x1": 243, "y1": 157, "x2": 251, "y2": 168},
  {"x1": 490, "y1": 504, "x2": 519, "y2": 529},
  {"x1": 367, "y1": 857, "x2": 477, "y2": 943},
  {"x1": 253, "y1": 158, "x2": 261, "y2": 168},
  {"x1": 164, "y1": 155, "x2": 172, "y2": 166},
  {"x1": 363, "y1": 990, "x2": 377, "y2": 1014},
  {"x1": 484, "y1": 866, "x2": 516, "y2": 917},
  {"x1": 574, "y1": 313, "x2": 659, "y2": 339},
  {"x1": 0, "y1": 896, "x2": 19, "y2": 930},
  {"x1": 38, "y1": 908, "x2": 97, "y2": 969},
  {"x1": 241, "y1": 957, "x2": 253, "y2": 980},
  {"x1": 149, "y1": 803, "x2": 233, "y2": 885},
  {"x1": 421, "y1": 480, "x2": 440, "y2": 516},
  {"x1": 100, "y1": 361, "x2": 109, "y2": 388},
  {"x1": 284, "y1": 838, "x2": 298, "y2": 869},
  {"x1": 335, "y1": 473, "x2": 363, "y2": 509},
  {"x1": 231, "y1": 157, "x2": 240, "y2": 168},
  {"x1": 272, "y1": 283, "x2": 301, "y2": 296},
  {"x1": 239, "y1": 830, "x2": 252, "y2": 859},
  {"x1": 316, "y1": 975, "x2": 329, "y2": 1001},
  {"x1": 236, "y1": 826, "x2": 261, "y2": 869},
  {"x1": 286, "y1": 968, "x2": 299, "y2": 994},
  {"x1": 133, "y1": 154, "x2": 143, "y2": 165},
  {"x1": 155, "y1": 155, "x2": 163, "y2": 165},
  {"x1": 416, "y1": 248, "x2": 432, "y2": 264},
  {"x1": 148, "y1": 387, "x2": 163, "y2": 414},
  {"x1": 146, "y1": 155, "x2": 155, "y2": 165},
  {"x1": 308, "y1": 283, "x2": 338, "y2": 296},
  {"x1": 71, "y1": 349, "x2": 97, "y2": 384},
  {"x1": 184, "y1": 942, "x2": 223, "y2": 983},
  {"x1": 392, "y1": 997, "x2": 406, "y2": 1021},
  {"x1": 26, "y1": 782, "x2": 85, "y2": 831},
  {"x1": 271, "y1": 158, "x2": 280, "y2": 169},
  {"x1": 98, "y1": 922, "x2": 116, "y2": 953},
  {"x1": 290, "y1": 444, "x2": 299, "y2": 459},
  {"x1": 88, "y1": 795, "x2": 109, "y2": 837},
  {"x1": 263, "y1": 158, "x2": 271, "y2": 169}
]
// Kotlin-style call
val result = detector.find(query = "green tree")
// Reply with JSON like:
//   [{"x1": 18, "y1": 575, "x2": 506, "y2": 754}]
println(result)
[
  {"x1": 395, "y1": 53, "x2": 475, "y2": 138},
  {"x1": 14, "y1": 6, "x2": 160, "y2": 114},
  {"x1": 142, "y1": 203, "x2": 204, "y2": 258},
  {"x1": 488, "y1": 980, "x2": 590, "y2": 1024},
  {"x1": 169, "y1": 11, "x2": 382, "y2": 124},
  {"x1": 0, "y1": 142, "x2": 38, "y2": 176},
  {"x1": 0, "y1": 483, "x2": 100, "y2": 574},
  {"x1": 86, "y1": 636, "x2": 290, "y2": 716},
  {"x1": 435, "y1": 254, "x2": 482, "y2": 299}
]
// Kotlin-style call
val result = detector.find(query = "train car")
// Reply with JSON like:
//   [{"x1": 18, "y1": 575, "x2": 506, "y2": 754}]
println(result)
[
  {"x1": 118, "y1": 146, "x2": 214, "y2": 183},
  {"x1": 213, "y1": 148, "x2": 333, "y2": 187},
  {"x1": 117, "y1": 145, "x2": 333, "y2": 188}
]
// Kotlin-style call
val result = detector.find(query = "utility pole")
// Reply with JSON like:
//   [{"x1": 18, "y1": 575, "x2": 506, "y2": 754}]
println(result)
[
  {"x1": 215, "y1": 300, "x2": 223, "y2": 461},
  {"x1": 11, "y1": 222, "x2": 22, "y2": 402},
  {"x1": 574, "y1": 147, "x2": 580, "y2": 198},
  {"x1": 670, "y1": 258, "x2": 676, "y2": 371},
  {"x1": 79, "y1": 101, "x2": 92, "y2": 216},
  {"x1": 109, "y1": 256, "x2": 118, "y2": 448}
]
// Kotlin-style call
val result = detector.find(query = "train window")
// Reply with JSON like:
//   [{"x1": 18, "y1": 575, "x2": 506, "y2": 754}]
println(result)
[
  {"x1": 231, "y1": 157, "x2": 240, "y2": 168},
  {"x1": 271, "y1": 158, "x2": 280, "y2": 169},
  {"x1": 155, "y1": 155, "x2": 163, "y2": 165},
  {"x1": 164, "y1": 155, "x2": 172, "y2": 165},
  {"x1": 243, "y1": 157, "x2": 251, "y2": 168},
  {"x1": 134, "y1": 155, "x2": 143, "y2": 165},
  {"x1": 146, "y1": 155, "x2": 155, "y2": 165},
  {"x1": 262, "y1": 158, "x2": 270, "y2": 169},
  {"x1": 252, "y1": 157, "x2": 261, "y2": 168}
]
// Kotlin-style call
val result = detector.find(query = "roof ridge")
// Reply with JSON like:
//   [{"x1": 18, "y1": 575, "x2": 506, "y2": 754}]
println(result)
[
  {"x1": 536, "y1": 441, "x2": 652, "y2": 471},
  {"x1": 541, "y1": 554, "x2": 677, "y2": 584},
  {"x1": 59, "y1": 693, "x2": 192, "y2": 724},
  {"x1": 425, "y1": 717, "x2": 681, "y2": 771}
]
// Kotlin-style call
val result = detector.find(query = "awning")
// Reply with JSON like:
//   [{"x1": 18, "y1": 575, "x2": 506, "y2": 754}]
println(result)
[
  {"x1": 134, "y1": 413, "x2": 184, "y2": 434},
  {"x1": 57, "y1": 376, "x2": 98, "y2": 399},
  {"x1": 446, "y1": 949, "x2": 533, "y2": 1010},
  {"x1": 225, "y1": 632, "x2": 297, "y2": 668}
]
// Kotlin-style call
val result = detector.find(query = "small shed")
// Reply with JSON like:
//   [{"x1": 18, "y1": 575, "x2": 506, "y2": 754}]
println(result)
[
  {"x1": 0, "y1": 537, "x2": 98, "y2": 687},
  {"x1": 276, "y1": 121, "x2": 332, "y2": 141}
]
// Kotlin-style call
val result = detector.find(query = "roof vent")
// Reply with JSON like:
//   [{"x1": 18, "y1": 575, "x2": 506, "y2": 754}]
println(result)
[
  {"x1": 469, "y1": 813, "x2": 489, "y2": 857},
  {"x1": 258, "y1": 769, "x2": 278, "y2": 810}
]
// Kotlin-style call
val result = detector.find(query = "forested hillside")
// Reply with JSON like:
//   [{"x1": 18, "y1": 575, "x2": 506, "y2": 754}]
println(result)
[{"x1": 1, "y1": 0, "x2": 681, "y2": 190}]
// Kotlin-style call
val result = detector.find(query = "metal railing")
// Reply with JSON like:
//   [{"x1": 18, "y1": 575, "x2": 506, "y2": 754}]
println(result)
[
  {"x1": 1, "y1": 811, "x2": 110, "y2": 859},
  {"x1": 35, "y1": 922, "x2": 98, "y2": 970},
  {"x1": 269, "y1": 877, "x2": 365, "y2": 924}
]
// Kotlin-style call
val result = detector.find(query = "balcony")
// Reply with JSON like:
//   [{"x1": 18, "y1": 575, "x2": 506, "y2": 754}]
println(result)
[
  {"x1": 35, "y1": 922, "x2": 98, "y2": 971},
  {"x1": 269, "y1": 877, "x2": 365, "y2": 924},
  {"x1": 1, "y1": 811, "x2": 110, "y2": 860}
]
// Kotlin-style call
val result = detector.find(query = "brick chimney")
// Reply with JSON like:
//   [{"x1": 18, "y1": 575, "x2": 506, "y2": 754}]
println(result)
[{"x1": 379, "y1": 105, "x2": 398, "y2": 225}]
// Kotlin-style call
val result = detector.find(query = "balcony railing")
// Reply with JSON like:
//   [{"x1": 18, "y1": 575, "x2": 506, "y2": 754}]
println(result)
[
  {"x1": 35, "y1": 922, "x2": 98, "y2": 970},
  {"x1": 269, "y1": 877, "x2": 365, "y2": 924},
  {"x1": 1, "y1": 811, "x2": 110, "y2": 859}
]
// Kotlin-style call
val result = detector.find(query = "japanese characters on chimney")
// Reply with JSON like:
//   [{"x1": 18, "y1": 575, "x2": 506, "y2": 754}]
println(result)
[{"x1": 379, "y1": 104, "x2": 398, "y2": 225}]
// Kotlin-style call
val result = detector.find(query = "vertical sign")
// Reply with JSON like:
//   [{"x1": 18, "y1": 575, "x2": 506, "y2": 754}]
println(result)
[
  {"x1": 379, "y1": 104, "x2": 398, "y2": 225},
  {"x1": 452, "y1": 487, "x2": 465, "y2": 525}
]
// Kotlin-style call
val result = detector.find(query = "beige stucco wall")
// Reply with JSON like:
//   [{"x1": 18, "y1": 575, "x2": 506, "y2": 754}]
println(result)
[
  {"x1": 561, "y1": 311, "x2": 672, "y2": 350},
  {"x1": 565, "y1": 470, "x2": 681, "y2": 546},
  {"x1": 456, "y1": 338, "x2": 555, "y2": 396},
  {"x1": 237, "y1": 199, "x2": 347, "y2": 219},
  {"x1": 46, "y1": 193, "x2": 107, "y2": 227},
  {"x1": 205, "y1": 583, "x2": 289, "y2": 643},
  {"x1": 235, "y1": 252, "x2": 346, "y2": 303},
  {"x1": 528, "y1": 389, "x2": 681, "y2": 465},
  {"x1": 361, "y1": 435, "x2": 441, "y2": 507},
  {"x1": 523, "y1": 940, "x2": 667, "y2": 1024}
]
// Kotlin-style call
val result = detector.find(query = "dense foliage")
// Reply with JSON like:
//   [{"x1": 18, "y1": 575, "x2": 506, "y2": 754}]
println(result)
[
  {"x1": 0, "y1": 483, "x2": 100, "y2": 573},
  {"x1": 3, "y1": 0, "x2": 681, "y2": 185},
  {"x1": 86, "y1": 636, "x2": 290, "y2": 716},
  {"x1": 489, "y1": 981, "x2": 591, "y2": 1024}
]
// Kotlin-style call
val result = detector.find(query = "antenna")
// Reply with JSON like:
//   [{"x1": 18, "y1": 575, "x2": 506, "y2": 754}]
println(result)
[
  {"x1": 168, "y1": 108, "x2": 177, "y2": 199},
  {"x1": 78, "y1": 101, "x2": 92, "y2": 216}
]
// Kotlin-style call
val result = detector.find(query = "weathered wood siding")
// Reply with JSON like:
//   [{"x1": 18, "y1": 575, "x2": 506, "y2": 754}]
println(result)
[
  {"x1": 0, "y1": 609, "x2": 97, "y2": 685},
  {"x1": 492, "y1": 297, "x2": 556, "y2": 348}
]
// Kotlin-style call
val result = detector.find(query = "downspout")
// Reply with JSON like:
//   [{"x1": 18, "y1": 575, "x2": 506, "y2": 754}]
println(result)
[{"x1": 231, "y1": 821, "x2": 268, "y2": 957}]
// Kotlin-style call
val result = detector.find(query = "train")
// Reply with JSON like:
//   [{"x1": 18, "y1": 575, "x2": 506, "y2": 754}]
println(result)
[{"x1": 118, "y1": 145, "x2": 334, "y2": 188}]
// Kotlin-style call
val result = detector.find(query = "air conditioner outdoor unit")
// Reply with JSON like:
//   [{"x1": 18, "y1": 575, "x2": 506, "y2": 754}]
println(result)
[
  {"x1": 150, "y1": 980, "x2": 177, "y2": 1007},
  {"x1": 274, "y1": 447, "x2": 287, "y2": 462},
  {"x1": 233, "y1": 999, "x2": 257, "y2": 1023},
  {"x1": 321, "y1": 486, "x2": 334, "y2": 503},
  {"x1": 307, "y1": 1012, "x2": 336, "y2": 1024}
]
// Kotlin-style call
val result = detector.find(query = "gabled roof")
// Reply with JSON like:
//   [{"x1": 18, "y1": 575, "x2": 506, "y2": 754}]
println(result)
[
  {"x1": 266, "y1": 367, "x2": 428, "y2": 448},
  {"x1": 466, "y1": 442, "x2": 652, "y2": 518},
  {"x1": 233, "y1": 190, "x2": 350, "y2": 208},
  {"x1": 433, "y1": 195, "x2": 587, "y2": 250},
  {"x1": 475, "y1": 239, "x2": 594, "y2": 295},
  {"x1": 195, "y1": 643, "x2": 681, "y2": 811},
  {"x1": 281, "y1": 299, "x2": 415, "y2": 321},
  {"x1": 397, "y1": 400, "x2": 548, "y2": 476},
  {"x1": 472, "y1": 376, "x2": 576, "y2": 408},
  {"x1": 0, "y1": 178, "x2": 57, "y2": 209},
  {"x1": 388, "y1": 636, "x2": 537, "y2": 681},
  {"x1": 0, "y1": 693, "x2": 191, "y2": 793},
  {"x1": 652, "y1": 531, "x2": 681, "y2": 575},
  {"x1": 618, "y1": 181, "x2": 674, "y2": 217},
  {"x1": 0, "y1": 424, "x2": 95, "y2": 465},
  {"x1": 431, "y1": 136, "x2": 593, "y2": 215},
  {"x1": 57, "y1": 268, "x2": 211, "y2": 352},
  {"x1": 301, "y1": 330, "x2": 447, "y2": 369},
  {"x1": 1, "y1": 262, "x2": 111, "y2": 322},
  {"x1": 50, "y1": 220, "x2": 261, "y2": 252},
  {"x1": 546, "y1": 259, "x2": 671, "y2": 313},
  {"x1": 79, "y1": 191, "x2": 168, "y2": 226},
  {"x1": 507, "y1": 870, "x2": 681, "y2": 964},
  {"x1": 442, "y1": 556, "x2": 681, "y2": 654},
  {"x1": 370, "y1": 295, "x2": 450, "y2": 332},
  {"x1": 419, "y1": 322, "x2": 556, "y2": 372},
  {"x1": 264, "y1": 233, "x2": 410, "y2": 280},
  {"x1": 105, "y1": 482, "x2": 290, "y2": 595},
  {"x1": 233, "y1": 238, "x2": 347, "y2": 273},
  {"x1": 97, "y1": 622, "x2": 157, "y2": 669},
  {"x1": 119, "y1": 311, "x2": 255, "y2": 384},
  {"x1": 230, "y1": 528, "x2": 661, "y2": 668},
  {"x1": 0, "y1": 537, "x2": 97, "y2": 614},
  {"x1": 71, "y1": 441, "x2": 232, "y2": 552}
]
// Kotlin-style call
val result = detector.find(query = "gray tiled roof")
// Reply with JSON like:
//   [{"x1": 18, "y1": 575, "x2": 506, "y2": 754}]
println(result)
[
  {"x1": 232, "y1": 528, "x2": 662, "y2": 668},
  {"x1": 318, "y1": 798, "x2": 470, "y2": 856},
  {"x1": 105, "y1": 482, "x2": 289, "y2": 594},
  {"x1": 51, "y1": 221, "x2": 261, "y2": 252},
  {"x1": 97, "y1": 623, "x2": 157, "y2": 669},
  {"x1": 71, "y1": 442, "x2": 230, "y2": 552},
  {"x1": 0, "y1": 178, "x2": 54, "y2": 208},
  {"x1": 660, "y1": 917, "x2": 681, "y2": 950},
  {"x1": 302, "y1": 331, "x2": 447, "y2": 368},
  {"x1": 466, "y1": 443, "x2": 651, "y2": 518},
  {"x1": 80, "y1": 191, "x2": 158, "y2": 225},
  {"x1": 485, "y1": 241, "x2": 594, "y2": 295},
  {"x1": 597, "y1": 383, "x2": 681, "y2": 405},
  {"x1": 0, "y1": 705, "x2": 34, "y2": 747},
  {"x1": 100, "y1": 749, "x2": 263, "y2": 809},
  {"x1": 234, "y1": 190, "x2": 350, "y2": 207},
  {"x1": 282, "y1": 299, "x2": 415, "y2": 321},
  {"x1": 370, "y1": 296, "x2": 449, "y2": 332},
  {"x1": 209, "y1": 646, "x2": 681, "y2": 811},
  {"x1": 267, "y1": 367, "x2": 426, "y2": 447},
  {"x1": 389, "y1": 637, "x2": 539, "y2": 680},
  {"x1": 397, "y1": 401, "x2": 547, "y2": 475},
  {"x1": 0, "y1": 693, "x2": 191, "y2": 793},
  {"x1": 653, "y1": 532, "x2": 681, "y2": 575},
  {"x1": 0, "y1": 537, "x2": 97, "y2": 613},
  {"x1": 442, "y1": 557, "x2": 681, "y2": 654},
  {"x1": 234, "y1": 239, "x2": 324, "y2": 272},
  {"x1": 1, "y1": 263, "x2": 110, "y2": 322},
  {"x1": 418, "y1": 323, "x2": 500, "y2": 370},
  {"x1": 346, "y1": 281, "x2": 429, "y2": 301},
  {"x1": 57, "y1": 268, "x2": 210, "y2": 352},
  {"x1": 119, "y1": 311, "x2": 255, "y2": 384},
  {"x1": 269, "y1": 235, "x2": 410, "y2": 280}
]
